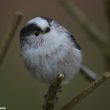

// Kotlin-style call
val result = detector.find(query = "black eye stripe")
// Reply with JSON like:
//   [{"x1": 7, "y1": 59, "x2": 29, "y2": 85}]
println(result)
[{"x1": 20, "y1": 23, "x2": 42, "y2": 37}]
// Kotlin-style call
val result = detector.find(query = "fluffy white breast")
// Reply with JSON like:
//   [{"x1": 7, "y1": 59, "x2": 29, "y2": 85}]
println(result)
[{"x1": 21, "y1": 19, "x2": 82, "y2": 83}]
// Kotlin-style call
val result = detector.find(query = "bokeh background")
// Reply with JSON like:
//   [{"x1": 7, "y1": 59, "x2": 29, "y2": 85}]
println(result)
[{"x1": 0, "y1": 0, "x2": 110, "y2": 110}]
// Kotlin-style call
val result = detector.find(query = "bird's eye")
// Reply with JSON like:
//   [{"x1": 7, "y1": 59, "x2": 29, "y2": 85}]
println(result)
[
  {"x1": 34, "y1": 31, "x2": 40, "y2": 36},
  {"x1": 45, "y1": 27, "x2": 50, "y2": 33}
]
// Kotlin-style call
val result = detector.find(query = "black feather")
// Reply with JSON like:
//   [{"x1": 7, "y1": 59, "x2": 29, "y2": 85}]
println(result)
[{"x1": 69, "y1": 34, "x2": 81, "y2": 50}]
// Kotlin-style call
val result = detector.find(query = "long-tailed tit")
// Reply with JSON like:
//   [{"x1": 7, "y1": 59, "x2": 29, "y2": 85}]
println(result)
[{"x1": 20, "y1": 17, "x2": 82, "y2": 84}]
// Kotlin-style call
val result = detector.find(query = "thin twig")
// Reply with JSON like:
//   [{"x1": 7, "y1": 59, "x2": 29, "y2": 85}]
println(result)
[
  {"x1": 60, "y1": 72, "x2": 110, "y2": 110},
  {"x1": 43, "y1": 73, "x2": 64, "y2": 110},
  {"x1": 59, "y1": 0, "x2": 108, "y2": 47},
  {"x1": 0, "y1": 11, "x2": 23, "y2": 66}
]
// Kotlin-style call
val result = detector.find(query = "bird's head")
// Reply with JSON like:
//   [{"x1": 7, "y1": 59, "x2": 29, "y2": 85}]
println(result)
[
  {"x1": 20, "y1": 17, "x2": 79, "y2": 51},
  {"x1": 20, "y1": 17, "x2": 54, "y2": 47}
]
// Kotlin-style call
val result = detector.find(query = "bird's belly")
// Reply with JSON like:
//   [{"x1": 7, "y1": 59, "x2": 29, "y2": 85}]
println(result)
[{"x1": 23, "y1": 47, "x2": 82, "y2": 83}]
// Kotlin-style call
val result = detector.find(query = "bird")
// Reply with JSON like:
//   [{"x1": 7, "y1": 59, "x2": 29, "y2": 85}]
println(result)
[{"x1": 20, "y1": 17, "x2": 82, "y2": 84}]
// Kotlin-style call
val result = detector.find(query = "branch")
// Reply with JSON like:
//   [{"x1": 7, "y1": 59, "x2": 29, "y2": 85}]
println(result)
[
  {"x1": 43, "y1": 73, "x2": 64, "y2": 110},
  {"x1": 59, "y1": 0, "x2": 108, "y2": 47},
  {"x1": 0, "y1": 11, "x2": 23, "y2": 66},
  {"x1": 60, "y1": 72, "x2": 110, "y2": 110}
]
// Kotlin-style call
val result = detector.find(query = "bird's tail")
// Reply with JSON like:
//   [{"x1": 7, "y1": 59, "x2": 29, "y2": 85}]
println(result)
[{"x1": 80, "y1": 65, "x2": 98, "y2": 81}]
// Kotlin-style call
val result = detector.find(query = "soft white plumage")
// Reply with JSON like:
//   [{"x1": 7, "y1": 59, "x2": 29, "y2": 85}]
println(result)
[{"x1": 20, "y1": 17, "x2": 82, "y2": 84}]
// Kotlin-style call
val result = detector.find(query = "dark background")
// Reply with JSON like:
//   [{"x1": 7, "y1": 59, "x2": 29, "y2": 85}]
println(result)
[{"x1": 0, "y1": 0, "x2": 110, "y2": 110}]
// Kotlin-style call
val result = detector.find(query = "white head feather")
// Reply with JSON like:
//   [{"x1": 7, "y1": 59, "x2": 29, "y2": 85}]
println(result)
[{"x1": 27, "y1": 17, "x2": 49, "y2": 31}]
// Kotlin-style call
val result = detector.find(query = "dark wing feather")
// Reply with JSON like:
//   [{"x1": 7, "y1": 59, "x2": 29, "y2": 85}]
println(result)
[{"x1": 69, "y1": 33, "x2": 81, "y2": 50}]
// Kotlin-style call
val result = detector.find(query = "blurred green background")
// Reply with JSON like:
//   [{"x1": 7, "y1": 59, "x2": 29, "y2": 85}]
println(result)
[{"x1": 0, "y1": 0, "x2": 110, "y2": 110}]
